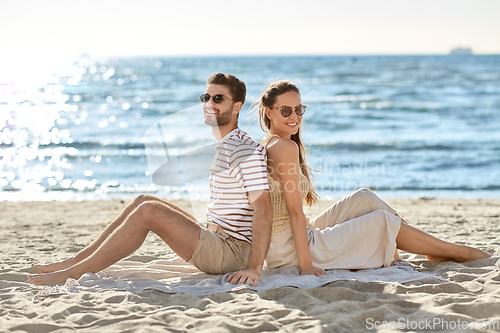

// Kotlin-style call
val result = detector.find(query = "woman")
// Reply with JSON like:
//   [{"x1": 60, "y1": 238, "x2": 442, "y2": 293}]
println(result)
[{"x1": 257, "y1": 80, "x2": 491, "y2": 276}]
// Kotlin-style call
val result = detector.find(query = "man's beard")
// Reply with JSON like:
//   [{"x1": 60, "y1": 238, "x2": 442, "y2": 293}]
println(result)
[{"x1": 204, "y1": 105, "x2": 233, "y2": 127}]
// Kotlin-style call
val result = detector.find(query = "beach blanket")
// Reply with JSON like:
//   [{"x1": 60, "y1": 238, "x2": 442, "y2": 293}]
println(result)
[{"x1": 33, "y1": 258, "x2": 445, "y2": 303}]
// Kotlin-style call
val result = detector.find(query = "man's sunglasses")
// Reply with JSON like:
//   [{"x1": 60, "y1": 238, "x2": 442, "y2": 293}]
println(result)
[
  {"x1": 272, "y1": 104, "x2": 307, "y2": 117},
  {"x1": 200, "y1": 93, "x2": 233, "y2": 104}
]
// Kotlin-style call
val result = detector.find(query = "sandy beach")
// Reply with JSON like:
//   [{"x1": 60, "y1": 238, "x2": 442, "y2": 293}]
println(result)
[{"x1": 1, "y1": 197, "x2": 499, "y2": 332}]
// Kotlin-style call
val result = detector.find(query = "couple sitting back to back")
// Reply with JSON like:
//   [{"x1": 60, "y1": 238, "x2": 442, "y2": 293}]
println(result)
[{"x1": 29, "y1": 73, "x2": 490, "y2": 287}]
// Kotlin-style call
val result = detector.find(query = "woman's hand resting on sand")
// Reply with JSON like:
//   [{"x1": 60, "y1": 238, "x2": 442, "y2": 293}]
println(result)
[{"x1": 300, "y1": 265, "x2": 326, "y2": 276}]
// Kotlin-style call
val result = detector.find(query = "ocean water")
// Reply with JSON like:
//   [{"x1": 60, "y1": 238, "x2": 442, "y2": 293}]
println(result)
[{"x1": 1, "y1": 54, "x2": 499, "y2": 201}]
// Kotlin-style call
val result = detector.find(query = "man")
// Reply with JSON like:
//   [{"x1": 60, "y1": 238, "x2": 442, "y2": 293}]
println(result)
[{"x1": 29, "y1": 73, "x2": 273, "y2": 287}]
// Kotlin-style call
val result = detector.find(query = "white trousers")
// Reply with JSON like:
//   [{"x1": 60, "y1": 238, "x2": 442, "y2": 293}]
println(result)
[{"x1": 265, "y1": 188, "x2": 402, "y2": 270}]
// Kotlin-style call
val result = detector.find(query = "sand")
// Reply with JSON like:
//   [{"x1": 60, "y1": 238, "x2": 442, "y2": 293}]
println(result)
[{"x1": 1, "y1": 197, "x2": 499, "y2": 332}]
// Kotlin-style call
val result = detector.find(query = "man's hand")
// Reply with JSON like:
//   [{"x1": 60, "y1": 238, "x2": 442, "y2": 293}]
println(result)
[
  {"x1": 227, "y1": 268, "x2": 261, "y2": 287},
  {"x1": 231, "y1": 189, "x2": 271, "y2": 288}
]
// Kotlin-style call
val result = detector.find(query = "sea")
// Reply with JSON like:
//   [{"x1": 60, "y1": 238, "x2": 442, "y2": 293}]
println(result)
[{"x1": 1, "y1": 54, "x2": 499, "y2": 201}]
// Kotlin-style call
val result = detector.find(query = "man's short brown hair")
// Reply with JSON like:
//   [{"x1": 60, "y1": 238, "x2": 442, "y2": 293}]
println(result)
[{"x1": 207, "y1": 73, "x2": 246, "y2": 105}]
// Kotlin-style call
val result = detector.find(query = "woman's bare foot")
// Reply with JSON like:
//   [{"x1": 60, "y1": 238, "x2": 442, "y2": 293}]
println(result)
[
  {"x1": 427, "y1": 247, "x2": 491, "y2": 263},
  {"x1": 28, "y1": 268, "x2": 80, "y2": 286},
  {"x1": 391, "y1": 249, "x2": 400, "y2": 265},
  {"x1": 32, "y1": 257, "x2": 77, "y2": 273},
  {"x1": 461, "y1": 246, "x2": 492, "y2": 262},
  {"x1": 426, "y1": 255, "x2": 452, "y2": 262}
]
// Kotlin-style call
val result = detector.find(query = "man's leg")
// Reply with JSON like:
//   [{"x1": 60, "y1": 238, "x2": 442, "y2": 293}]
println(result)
[
  {"x1": 32, "y1": 195, "x2": 194, "y2": 273},
  {"x1": 28, "y1": 200, "x2": 201, "y2": 285}
]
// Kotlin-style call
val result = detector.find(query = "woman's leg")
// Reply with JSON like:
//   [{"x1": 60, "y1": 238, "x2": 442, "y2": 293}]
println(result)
[
  {"x1": 28, "y1": 200, "x2": 201, "y2": 285},
  {"x1": 32, "y1": 195, "x2": 194, "y2": 273},
  {"x1": 311, "y1": 188, "x2": 407, "y2": 229},
  {"x1": 307, "y1": 209, "x2": 402, "y2": 270},
  {"x1": 396, "y1": 223, "x2": 491, "y2": 262},
  {"x1": 310, "y1": 188, "x2": 408, "y2": 263}
]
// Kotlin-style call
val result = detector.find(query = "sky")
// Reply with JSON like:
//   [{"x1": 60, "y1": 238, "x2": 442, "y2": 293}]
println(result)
[
  {"x1": 1, "y1": 0, "x2": 499, "y2": 85},
  {"x1": 1, "y1": 0, "x2": 499, "y2": 57}
]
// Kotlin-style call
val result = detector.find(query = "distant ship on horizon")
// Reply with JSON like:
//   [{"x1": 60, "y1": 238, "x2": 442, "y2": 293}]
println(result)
[{"x1": 450, "y1": 47, "x2": 473, "y2": 55}]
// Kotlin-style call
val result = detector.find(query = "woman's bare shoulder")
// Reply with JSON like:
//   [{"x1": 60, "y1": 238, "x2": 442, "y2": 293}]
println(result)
[{"x1": 266, "y1": 137, "x2": 299, "y2": 163}]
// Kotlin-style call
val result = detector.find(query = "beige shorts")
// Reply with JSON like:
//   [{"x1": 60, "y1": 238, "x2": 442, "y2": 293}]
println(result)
[{"x1": 188, "y1": 224, "x2": 251, "y2": 275}]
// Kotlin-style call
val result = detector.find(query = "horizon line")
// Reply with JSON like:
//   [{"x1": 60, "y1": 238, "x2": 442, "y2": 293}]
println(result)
[{"x1": 77, "y1": 52, "x2": 500, "y2": 58}]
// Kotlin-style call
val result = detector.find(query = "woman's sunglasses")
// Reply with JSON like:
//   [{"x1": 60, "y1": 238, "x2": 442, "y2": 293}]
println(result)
[
  {"x1": 272, "y1": 104, "x2": 307, "y2": 117},
  {"x1": 199, "y1": 93, "x2": 233, "y2": 104}
]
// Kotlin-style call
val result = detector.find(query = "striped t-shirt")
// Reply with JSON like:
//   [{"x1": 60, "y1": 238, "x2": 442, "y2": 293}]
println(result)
[{"x1": 206, "y1": 128, "x2": 269, "y2": 244}]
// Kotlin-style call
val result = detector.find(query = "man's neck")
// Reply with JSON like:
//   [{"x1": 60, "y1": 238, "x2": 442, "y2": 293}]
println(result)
[{"x1": 212, "y1": 122, "x2": 238, "y2": 141}]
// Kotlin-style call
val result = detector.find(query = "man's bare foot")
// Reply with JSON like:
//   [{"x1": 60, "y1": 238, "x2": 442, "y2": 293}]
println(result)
[
  {"x1": 32, "y1": 258, "x2": 77, "y2": 273},
  {"x1": 28, "y1": 268, "x2": 79, "y2": 286}
]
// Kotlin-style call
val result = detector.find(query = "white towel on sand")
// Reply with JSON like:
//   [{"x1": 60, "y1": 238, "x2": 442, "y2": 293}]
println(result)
[{"x1": 33, "y1": 258, "x2": 445, "y2": 303}]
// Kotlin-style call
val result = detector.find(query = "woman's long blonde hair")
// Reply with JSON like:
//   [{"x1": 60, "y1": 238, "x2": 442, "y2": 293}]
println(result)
[{"x1": 258, "y1": 81, "x2": 319, "y2": 206}]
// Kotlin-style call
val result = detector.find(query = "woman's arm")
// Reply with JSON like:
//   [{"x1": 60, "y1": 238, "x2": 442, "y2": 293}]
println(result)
[{"x1": 267, "y1": 139, "x2": 325, "y2": 276}]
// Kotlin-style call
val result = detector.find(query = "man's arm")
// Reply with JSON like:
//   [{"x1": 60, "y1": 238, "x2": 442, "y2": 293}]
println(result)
[{"x1": 227, "y1": 189, "x2": 273, "y2": 287}]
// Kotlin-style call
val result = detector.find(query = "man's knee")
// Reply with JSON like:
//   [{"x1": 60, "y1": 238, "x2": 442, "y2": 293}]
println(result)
[
  {"x1": 133, "y1": 194, "x2": 157, "y2": 206},
  {"x1": 134, "y1": 201, "x2": 163, "y2": 226},
  {"x1": 135, "y1": 200, "x2": 181, "y2": 227}
]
